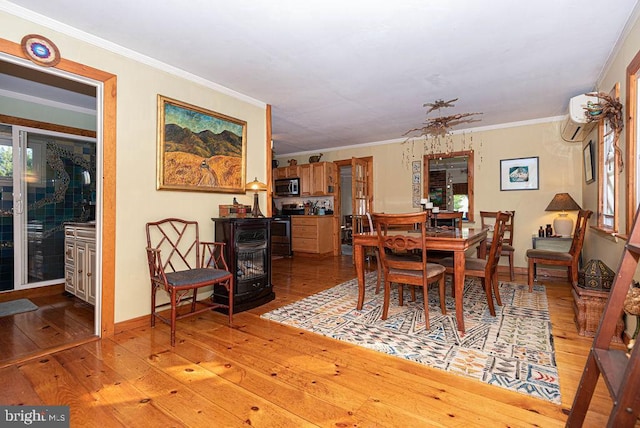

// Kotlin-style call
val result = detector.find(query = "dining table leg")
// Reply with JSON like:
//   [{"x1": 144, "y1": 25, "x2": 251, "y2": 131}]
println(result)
[
  {"x1": 355, "y1": 241, "x2": 365, "y2": 310},
  {"x1": 454, "y1": 249, "x2": 466, "y2": 333}
]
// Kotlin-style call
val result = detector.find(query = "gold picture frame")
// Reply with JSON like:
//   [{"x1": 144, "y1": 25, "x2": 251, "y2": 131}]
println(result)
[{"x1": 157, "y1": 95, "x2": 247, "y2": 193}]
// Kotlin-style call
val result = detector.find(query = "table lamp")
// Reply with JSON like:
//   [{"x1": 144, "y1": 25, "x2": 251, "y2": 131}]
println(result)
[
  {"x1": 246, "y1": 177, "x2": 267, "y2": 217},
  {"x1": 545, "y1": 192, "x2": 581, "y2": 237}
]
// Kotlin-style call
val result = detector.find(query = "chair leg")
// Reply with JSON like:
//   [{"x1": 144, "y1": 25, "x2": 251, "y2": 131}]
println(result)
[
  {"x1": 375, "y1": 251, "x2": 382, "y2": 294},
  {"x1": 421, "y1": 284, "x2": 430, "y2": 330},
  {"x1": 151, "y1": 286, "x2": 157, "y2": 327},
  {"x1": 382, "y1": 280, "x2": 391, "y2": 320},
  {"x1": 170, "y1": 288, "x2": 177, "y2": 347},
  {"x1": 527, "y1": 259, "x2": 535, "y2": 292},
  {"x1": 508, "y1": 253, "x2": 514, "y2": 281},
  {"x1": 492, "y1": 271, "x2": 502, "y2": 307},
  {"x1": 570, "y1": 264, "x2": 579, "y2": 286},
  {"x1": 482, "y1": 277, "x2": 496, "y2": 316},
  {"x1": 227, "y1": 281, "x2": 234, "y2": 325},
  {"x1": 191, "y1": 288, "x2": 198, "y2": 312},
  {"x1": 398, "y1": 284, "x2": 404, "y2": 306},
  {"x1": 438, "y1": 275, "x2": 446, "y2": 315}
]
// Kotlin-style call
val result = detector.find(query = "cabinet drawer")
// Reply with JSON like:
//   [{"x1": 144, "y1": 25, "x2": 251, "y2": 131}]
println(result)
[
  {"x1": 292, "y1": 225, "x2": 317, "y2": 237},
  {"x1": 292, "y1": 217, "x2": 318, "y2": 226},
  {"x1": 292, "y1": 237, "x2": 317, "y2": 252}
]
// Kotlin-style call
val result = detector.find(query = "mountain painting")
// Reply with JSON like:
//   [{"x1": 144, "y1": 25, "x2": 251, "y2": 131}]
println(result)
[{"x1": 157, "y1": 96, "x2": 246, "y2": 193}]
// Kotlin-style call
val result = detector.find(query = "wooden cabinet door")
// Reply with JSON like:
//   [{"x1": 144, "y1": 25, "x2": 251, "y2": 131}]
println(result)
[
  {"x1": 299, "y1": 164, "x2": 311, "y2": 196},
  {"x1": 75, "y1": 243, "x2": 87, "y2": 300},
  {"x1": 87, "y1": 242, "x2": 97, "y2": 305},
  {"x1": 311, "y1": 163, "x2": 325, "y2": 195}
]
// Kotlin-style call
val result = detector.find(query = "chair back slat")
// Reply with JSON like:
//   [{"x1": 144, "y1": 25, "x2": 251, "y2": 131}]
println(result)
[
  {"x1": 373, "y1": 212, "x2": 429, "y2": 282},
  {"x1": 433, "y1": 211, "x2": 463, "y2": 230},
  {"x1": 569, "y1": 210, "x2": 593, "y2": 256},
  {"x1": 146, "y1": 218, "x2": 201, "y2": 273},
  {"x1": 486, "y1": 212, "x2": 510, "y2": 277},
  {"x1": 479, "y1": 210, "x2": 514, "y2": 245}
]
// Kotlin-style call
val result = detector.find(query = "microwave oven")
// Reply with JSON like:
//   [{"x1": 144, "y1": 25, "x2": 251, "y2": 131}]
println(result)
[{"x1": 274, "y1": 178, "x2": 300, "y2": 197}]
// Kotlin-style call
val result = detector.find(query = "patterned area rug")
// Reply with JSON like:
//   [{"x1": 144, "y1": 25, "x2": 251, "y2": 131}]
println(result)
[{"x1": 261, "y1": 272, "x2": 560, "y2": 404}]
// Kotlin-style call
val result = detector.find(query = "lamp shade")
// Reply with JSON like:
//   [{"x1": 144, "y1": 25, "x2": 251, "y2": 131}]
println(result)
[
  {"x1": 545, "y1": 193, "x2": 581, "y2": 212},
  {"x1": 246, "y1": 177, "x2": 267, "y2": 217},
  {"x1": 246, "y1": 177, "x2": 267, "y2": 191},
  {"x1": 545, "y1": 193, "x2": 581, "y2": 237}
]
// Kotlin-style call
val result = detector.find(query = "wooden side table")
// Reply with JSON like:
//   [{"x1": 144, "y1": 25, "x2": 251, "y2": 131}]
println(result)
[{"x1": 571, "y1": 282, "x2": 624, "y2": 342}]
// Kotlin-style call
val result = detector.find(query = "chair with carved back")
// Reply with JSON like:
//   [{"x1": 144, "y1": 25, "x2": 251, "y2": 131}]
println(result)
[
  {"x1": 146, "y1": 218, "x2": 234, "y2": 346},
  {"x1": 476, "y1": 210, "x2": 516, "y2": 281},
  {"x1": 526, "y1": 209, "x2": 593, "y2": 291},
  {"x1": 440, "y1": 211, "x2": 510, "y2": 316},
  {"x1": 373, "y1": 211, "x2": 446, "y2": 330}
]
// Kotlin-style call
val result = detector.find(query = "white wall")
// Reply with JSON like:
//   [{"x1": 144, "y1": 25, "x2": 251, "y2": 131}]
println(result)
[{"x1": 1, "y1": 11, "x2": 268, "y2": 323}]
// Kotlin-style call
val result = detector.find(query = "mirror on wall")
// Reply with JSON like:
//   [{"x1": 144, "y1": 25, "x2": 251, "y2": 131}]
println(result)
[{"x1": 423, "y1": 150, "x2": 474, "y2": 222}]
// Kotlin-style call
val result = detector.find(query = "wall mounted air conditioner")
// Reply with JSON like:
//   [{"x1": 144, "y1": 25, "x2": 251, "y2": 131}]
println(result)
[{"x1": 561, "y1": 94, "x2": 598, "y2": 142}]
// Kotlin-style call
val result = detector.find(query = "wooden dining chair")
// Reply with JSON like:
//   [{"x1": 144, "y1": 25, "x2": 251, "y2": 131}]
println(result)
[
  {"x1": 146, "y1": 218, "x2": 234, "y2": 346},
  {"x1": 426, "y1": 210, "x2": 464, "y2": 263},
  {"x1": 373, "y1": 211, "x2": 446, "y2": 330},
  {"x1": 432, "y1": 210, "x2": 463, "y2": 230},
  {"x1": 526, "y1": 209, "x2": 593, "y2": 291},
  {"x1": 365, "y1": 212, "x2": 383, "y2": 294},
  {"x1": 476, "y1": 210, "x2": 515, "y2": 280},
  {"x1": 439, "y1": 211, "x2": 510, "y2": 316}
]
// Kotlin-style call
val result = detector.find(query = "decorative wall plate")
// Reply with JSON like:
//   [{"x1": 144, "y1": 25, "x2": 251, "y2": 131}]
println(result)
[{"x1": 21, "y1": 34, "x2": 61, "y2": 67}]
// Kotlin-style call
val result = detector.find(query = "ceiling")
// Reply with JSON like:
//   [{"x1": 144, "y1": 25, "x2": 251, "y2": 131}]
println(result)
[{"x1": 2, "y1": 1, "x2": 640, "y2": 155}]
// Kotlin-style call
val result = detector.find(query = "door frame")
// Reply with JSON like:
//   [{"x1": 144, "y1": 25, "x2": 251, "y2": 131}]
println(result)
[{"x1": 0, "y1": 37, "x2": 116, "y2": 338}]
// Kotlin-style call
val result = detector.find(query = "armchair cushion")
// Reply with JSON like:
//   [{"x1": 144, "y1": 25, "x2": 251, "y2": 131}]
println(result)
[
  {"x1": 164, "y1": 268, "x2": 231, "y2": 287},
  {"x1": 439, "y1": 257, "x2": 487, "y2": 271},
  {"x1": 526, "y1": 249, "x2": 572, "y2": 262}
]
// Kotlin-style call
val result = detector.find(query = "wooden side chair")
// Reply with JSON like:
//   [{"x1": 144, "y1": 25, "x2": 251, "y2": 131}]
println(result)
[
  {"x1": 432, "y1": 210, "x2": 463, "y2": 230},
  {"x1": 373, "y1": 211, "x2": 446, "y2": 330},
  {"x1": 476, "y1": 210, "x2": 516, "y2": 280},
  {"x1": 526, "y1": 209, "x2": 593, "y2": 291},
  {"x1": 365, "y1": 212, "x2": 383, "y2": 295},
  {"x1": 440, "y1": 211, "x2": 510, "y2": 316},
  {"x1": 146, "y1": 218, "x2": 234, "y2": 346}
]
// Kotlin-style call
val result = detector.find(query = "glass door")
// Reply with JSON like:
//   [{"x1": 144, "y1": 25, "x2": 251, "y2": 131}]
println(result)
[{"x1": 0, "y1": 124, "x2": 96, "y2": 290}]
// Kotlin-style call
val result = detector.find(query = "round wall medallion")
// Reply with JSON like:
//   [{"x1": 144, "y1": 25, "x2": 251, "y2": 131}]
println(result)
[{"x1": 21, "y1": 34, "x2": 61, "y2": 67}]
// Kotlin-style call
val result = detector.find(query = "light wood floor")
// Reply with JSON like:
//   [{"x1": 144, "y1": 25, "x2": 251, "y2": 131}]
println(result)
[
  {"x1": 0, "y1": 286, "x2": 95, "y2": 366},
  {"x1": 0, "y1": 255, "x2": 631, "y2": 427}
]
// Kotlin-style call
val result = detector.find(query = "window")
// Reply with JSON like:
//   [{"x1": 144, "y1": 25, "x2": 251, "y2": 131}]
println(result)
[{"x1": 598, "y1": 83, "x2": 620, "y2": 233}]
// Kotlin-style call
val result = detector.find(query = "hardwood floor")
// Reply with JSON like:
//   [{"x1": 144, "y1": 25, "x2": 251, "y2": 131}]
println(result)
[
  {"x1": 0, "y1": 287, "x2": 96, "y2": 367},
  {"x1": 0, "y1": 255, "x2": 632, "y2": 427}
]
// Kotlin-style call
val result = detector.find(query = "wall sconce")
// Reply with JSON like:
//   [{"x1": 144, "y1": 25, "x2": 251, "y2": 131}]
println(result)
[{"x1": 246, "y1": 177, "x2": 267, "y2": 217}]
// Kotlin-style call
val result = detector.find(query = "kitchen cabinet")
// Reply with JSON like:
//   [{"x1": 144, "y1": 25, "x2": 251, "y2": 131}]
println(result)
[
  {"x1": 292, "y1": 216, "x2": 334, "y2": 255},
  {"x1": 274, "y1": 162, "x2": 336, "y2": 196},
  {"x1": 310, "y1": 161, "x2": 337, "y2": 195},
  {"x1": 299, "y1": 164, "x2": 311, "y2": 196},
  {"x1": 273, "y1": 165, "x2": 300, "y2": 179},
  {"x1": 64, "y1": 224, "x2": 96, "y2": 305}
]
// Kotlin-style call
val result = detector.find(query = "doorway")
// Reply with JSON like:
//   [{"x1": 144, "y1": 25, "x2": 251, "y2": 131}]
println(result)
[
  {"x1": 0, "y1": 37, "x2": 116, "y2": 363},
  {"x1": 334, "y1": 157, "x2": 373, "y2": 257}
]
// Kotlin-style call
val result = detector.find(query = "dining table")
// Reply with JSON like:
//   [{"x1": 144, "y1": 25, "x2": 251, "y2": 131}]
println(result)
[{"x1": 352, "y1": 226, "x2": 488, "y2": 334}]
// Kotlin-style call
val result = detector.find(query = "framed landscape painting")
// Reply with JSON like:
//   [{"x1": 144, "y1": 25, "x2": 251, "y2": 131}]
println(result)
[
  {"x1": 157, "y1": 95, "x2": 247, "y2": 193},
  {"x1": 500, "y1": 156, "x2": 539, "y2": 191}
]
